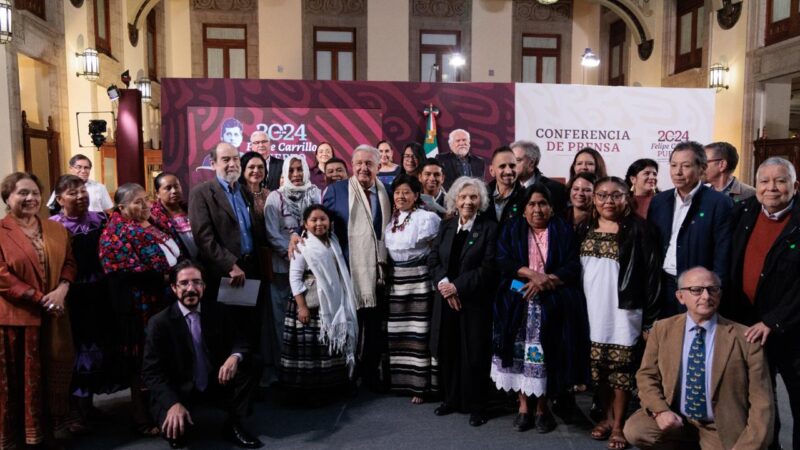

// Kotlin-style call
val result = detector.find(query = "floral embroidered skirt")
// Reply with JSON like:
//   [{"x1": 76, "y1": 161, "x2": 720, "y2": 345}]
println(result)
[
  {"x1": 490, "y1": 300, "x2": 547, "y2": 397},
  {"x1": 0, "y1": 326, "x2": 43, "y2": 448}
]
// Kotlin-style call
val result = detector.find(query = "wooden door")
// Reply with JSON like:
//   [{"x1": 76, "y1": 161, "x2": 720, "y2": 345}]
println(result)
[{"x1": 22, "y1": 112, "x2": 60, "y2": 215}]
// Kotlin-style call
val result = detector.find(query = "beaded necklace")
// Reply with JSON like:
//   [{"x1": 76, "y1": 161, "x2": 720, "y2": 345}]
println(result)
[{"x1": 391, "y1": 207, "x2": 415, "y2": 233}]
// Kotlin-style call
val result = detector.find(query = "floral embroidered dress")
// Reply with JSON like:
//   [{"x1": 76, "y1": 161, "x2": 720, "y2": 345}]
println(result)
[
  {"x1": 490, "y1": 228, "x2": 549, "y2": 397},
  {"x1": 149, "y1": 201, "x2": 198, "y2": 260},
  {"x1": 99, "y1": 212, "x2": 174, "y2": 385}
]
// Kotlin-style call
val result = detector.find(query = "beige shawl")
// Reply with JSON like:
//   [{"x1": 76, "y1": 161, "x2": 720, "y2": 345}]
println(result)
[{"x1": 347, "y1": 177, "x2": 390, "y2": 309}]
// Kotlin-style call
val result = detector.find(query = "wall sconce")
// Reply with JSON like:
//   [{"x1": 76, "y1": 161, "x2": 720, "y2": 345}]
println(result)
[
  {"x1": 0, "y1": 0, "x2": 12, "y2": 44},
  {"x1": 76, "y1": 48, "x2": 100, "y2": 80},
  {"x1": 709, "y1": 63, "x2": 729, "y2": 91},
  {"x1": 581, "y1": 48, "x2": 600, "y2": 68},
  {"x1": 136, "y1": 78, "x2": 152, "y2": 103}
]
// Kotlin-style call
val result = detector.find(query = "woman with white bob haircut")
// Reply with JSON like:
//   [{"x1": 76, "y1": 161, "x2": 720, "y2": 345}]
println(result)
[{"x1": 428, "y1": 176, "x2": 499, "y2": 427}]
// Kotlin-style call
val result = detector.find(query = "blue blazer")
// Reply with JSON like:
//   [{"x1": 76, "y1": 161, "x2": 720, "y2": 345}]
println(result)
[
  {"x1": 647, "y1": 184, "x2": 733, "y2": 283},
  {"x1": 322, "y1": 179, "x2": 392, "y2": 264}
]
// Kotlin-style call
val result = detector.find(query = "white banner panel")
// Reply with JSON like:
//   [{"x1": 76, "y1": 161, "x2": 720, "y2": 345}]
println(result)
[{"x1": 515, "y1": 84, "x2": 715, "y2": 190}]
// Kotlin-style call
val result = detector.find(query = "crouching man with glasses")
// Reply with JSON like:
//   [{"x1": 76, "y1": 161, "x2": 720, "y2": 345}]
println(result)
[
  {"x1": 624, "y1": 266, "x2": 774, "y2": 450},
  {"x1": 142, "y1": 260, "x2": 262, "y2": 449}
]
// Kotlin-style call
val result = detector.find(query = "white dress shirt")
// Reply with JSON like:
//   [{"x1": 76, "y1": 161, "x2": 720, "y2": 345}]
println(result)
[
  {"x1": 662, "y1": 181, "x2": 702, "y2": 276},
  {"x1": 47, "y1": 179, "x2": 114, "y2": 212}
]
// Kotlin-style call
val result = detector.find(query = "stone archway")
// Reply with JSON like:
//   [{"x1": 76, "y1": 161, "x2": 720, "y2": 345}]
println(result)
[
  {"x1": 126, "y1": 0, "x2": 161, "y2": 46},
  {"x1": 589, "y1": 0, "x2": 654, "y2": 60}
]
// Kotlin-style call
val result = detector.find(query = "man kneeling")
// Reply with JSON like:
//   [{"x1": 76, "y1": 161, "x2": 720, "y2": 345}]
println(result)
[
  {"x1": 142, "y1": 260, "x2": 262, "y2": 448},
  {"x1": 624, "y1": 266, "x2": 773, "y2": 450}
]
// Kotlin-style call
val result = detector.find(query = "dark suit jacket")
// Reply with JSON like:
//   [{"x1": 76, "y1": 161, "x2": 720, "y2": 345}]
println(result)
[
  {"x1": 189, "y1": 180, "x2": 256, "y2": 280},
  {"x1": 636, "y1": 314, "x2": 773, "y2": 450},
  {"x1": 486, "y1": 180, "x2": 527, "y2": 225},
  {"x1": 322, "y1": 178, "x2": 392, "y2": 264},
  {"x1": 142, "y1": 301, "x2": 248, "y2": 414},
  {"x1": 726, "y1": 196, "x2": 800, "y2": 342},
  {"x1": 647, "y1": 184, "x2": 733, "y2": 283},
  {"x1": 436, "y1": 152, "x2": 487, "y2": 190},
  {"x1": 266, "y1": 156, "x2": 284, "y2": 191},
  {"x1": 428, "y1": 213, "x2": 498, "y2": 363},
  {"x1": 533, "y1": 171, "x2": 568, "y2": 215}
]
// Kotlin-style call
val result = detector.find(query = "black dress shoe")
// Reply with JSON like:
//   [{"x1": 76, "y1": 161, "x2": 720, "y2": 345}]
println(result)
[
  {"x1": 469, "y1": 412, "x2": 487, "y2": 427},
  {"x1": 534, "y1": 413, "x2": 557, "y2": 434},
  {"x1": 223, "y1": 421, "x2": 263, "y2": 449},
  {"x1": 512, "y1": 413, "x2": 531, "y2": 432},
  {"x1": 166, "y1": 436, "x2": 187, "y2": 449},
  {"x1": 434, "y1": 403, "x2": 455, "y2": 416}
]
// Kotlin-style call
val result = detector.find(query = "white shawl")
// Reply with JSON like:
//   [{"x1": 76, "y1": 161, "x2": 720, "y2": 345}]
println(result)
[
  {"x1": 298, "y1": 233, "x2": 359, "y2": 374},
  {"x1": 347, "y1": 177, "x2": 390, "y2": 309}
]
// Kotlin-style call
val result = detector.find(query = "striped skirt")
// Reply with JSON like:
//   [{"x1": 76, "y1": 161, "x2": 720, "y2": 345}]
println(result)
[
  {"x1": 0, "y1": 326, "x2": 43, "y2": 448},
  {"x1": 387, "y1": 261, "x2": 438, "y2": 397},
  {"x1": 279, "y1": 299, "x2": 349, "y2": 390}
]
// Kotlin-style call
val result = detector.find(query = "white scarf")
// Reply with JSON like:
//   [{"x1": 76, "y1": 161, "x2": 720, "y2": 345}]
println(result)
[
  {"x1": 347, "y1": 176, "x2": 390, "y2": 309},
  {"x1": 298, "y1": 233, "x2": 359, "y2": 374},
  {"x1": 278, "y1": 155, "x2": 320, "y2": 222}
]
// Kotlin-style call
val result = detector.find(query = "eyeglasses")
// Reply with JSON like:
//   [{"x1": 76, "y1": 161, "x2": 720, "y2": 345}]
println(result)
[
  {"x1": 71, "y1": 164, "x2": 92, "y2": 171},
  {"x1": 679, "y1": 285, "x2": 721, "y2": 296},
  {"x1": 175, "y1": 279, "x2": 205, "y2": 288},
  {"x1": 251, "y1": 140, "x2": 269, "y2": 145},
  {"x1": 594, "y1": 192, "x2": 626, "y2": 202}
]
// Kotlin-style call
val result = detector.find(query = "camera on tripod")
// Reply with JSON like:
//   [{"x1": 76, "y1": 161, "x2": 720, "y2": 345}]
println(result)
[{"x1": 88, "y1": 119, "x2": 107, "y2": 148}]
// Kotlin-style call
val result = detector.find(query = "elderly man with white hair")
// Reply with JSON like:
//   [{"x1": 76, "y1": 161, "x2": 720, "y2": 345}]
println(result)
[
  {"x1": 322, "y1": 144, "x2": 393, "y2": 391},
  {"x1": 727, "y1": 156, "x2": 800, "y2": 450},
  {"x1": 437, "y1": 129, "x2": 487, "y2": 190}
]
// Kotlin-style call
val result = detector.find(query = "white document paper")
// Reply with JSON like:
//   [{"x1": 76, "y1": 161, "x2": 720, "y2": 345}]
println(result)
[{"x1": 217, "y1": 278, "x2": 260, "y2": 307}]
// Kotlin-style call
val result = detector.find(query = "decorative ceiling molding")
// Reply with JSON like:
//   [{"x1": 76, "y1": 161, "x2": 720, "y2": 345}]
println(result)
[
  {"x1": 411, "y1": 0, "x2": 468, "y2": 18},
  {"x1": 304, "y1": 0, "x2": 366, "y2": 16},
  {"x1": 604, "y1": 0, "x2": 653, "y2": 61},
  {"x1": 190, "y1": 0, "x2": 257, "y2": 10},
  {"x1": 629, "y1": 0, "x2": 652, "y2": 17},
  {"x1": 70, "y1": 0, "x2": 84, "y2": 7},
  {"x1": 716, "y1": 0, "x2": 742, "y2": 30},
  {"x1": 513, "y1": 0, "x2": 571, "y2": 22}
]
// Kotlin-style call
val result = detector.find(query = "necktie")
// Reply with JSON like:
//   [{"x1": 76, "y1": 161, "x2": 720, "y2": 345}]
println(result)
[
  {"x1": 187, "y1": 312, "x2": 209, "y2": 392},
  {"x1": 363, "y1": 188, "x2": 372, "y2": 206},
  {"x1": 685, "y1": 326, "x2": 707, "y2": 420}
]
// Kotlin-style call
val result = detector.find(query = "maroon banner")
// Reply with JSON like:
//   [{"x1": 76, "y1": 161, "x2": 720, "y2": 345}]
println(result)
[
  {"x1": 187, "y1": 106, "x2": 382, "y2": 185},
  {"x1": 161, "y1": 78, "x2": 515, "y2": 190}
]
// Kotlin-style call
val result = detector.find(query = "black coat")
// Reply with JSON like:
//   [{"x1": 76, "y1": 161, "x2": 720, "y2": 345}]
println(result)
[
  {"x1": 532, "y1": 171, "x2": 568, "y2": 215},
  {"x1": 576, "y1": 214, "x2": 662, "y2": 328},
  {"x1": 428, "y1": 213, "x2": 498, "y2": 363},
  {"x1": 486, "y1": 180, "x2": 527, "y2": 225},
  {"x1": 266, "y1": 156, "x2": 284, "y2": 191},
  {"x1": 436, "y1": 152, "x2": 487, "y2": 190},
  {"x1": 726, "y1": 196, "x2": 800, "y2": 340},
  {"x1": 142, "y1": 301, "x2": 249, "y2": 414}
]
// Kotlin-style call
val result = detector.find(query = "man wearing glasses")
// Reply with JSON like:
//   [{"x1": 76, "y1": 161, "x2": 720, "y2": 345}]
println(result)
[
  {"x1": 624, "y1": 266, "x2": 773, "y2": 450},
  {"x1": 703, "y1": 141, "x2": 756, "y2": 204},
  {"x1": 143, "y1": 260, "x2": 261, "y2": 449},
  {"x1": 647, "y1": 141, "x2": 733, "y2": 317},
  {"x1": 727, "y1": 157, "x2": 800, "y2": 450},
  {"x1": 248, "y1": 130, "x2": 284, "y2": 190},
  {"x1": 47, "y1": 154, "x2": 113, "y2": 214}
]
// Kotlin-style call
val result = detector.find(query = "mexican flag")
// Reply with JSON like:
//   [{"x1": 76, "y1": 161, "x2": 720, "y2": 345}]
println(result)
[{"x1": 423, "y1": 104, "x2": 439, "y2": 157}]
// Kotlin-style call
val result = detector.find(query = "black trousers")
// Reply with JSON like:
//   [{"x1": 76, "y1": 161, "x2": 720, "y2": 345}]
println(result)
[
  {"x1": 768, "y1": 344, "x2": 800, "y2": 450},
  {"x1": 151, "y1": 364, "x2": 257, "y2": 430},
  {"x1": 439, "y1": 305, "x2": 489, "y2": 414},
  {"x1": 356, "y1": 306, "x2": 387, "y2": 383},
  {"x1": 658, "y1": 271, "x2": 685, "y2": 319},
  {"x1": 206, "y1": 255, "x2": 267, "y2": 366}
]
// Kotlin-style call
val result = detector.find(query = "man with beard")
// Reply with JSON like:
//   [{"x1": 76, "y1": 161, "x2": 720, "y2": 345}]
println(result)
[
  {"x1": 248, "y1": 130, "x2": 284, "y2": 190},
  {"x1": 486, "y1": 146, "x2": 526, "y2": 225},
  {"x1": 189, "y1": 142, "x2": 265, "y2": 353},
  {"x1": 436, "y1": 129, "x2": 486, "y2": 190},
  {"x1": 143, "y1": 260, "x2": 261, "y2": 449}
]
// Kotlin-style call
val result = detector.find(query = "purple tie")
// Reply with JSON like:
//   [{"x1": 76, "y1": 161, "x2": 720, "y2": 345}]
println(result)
[{"x1": 187, "y1": 312, "x2": 208, "y2": 391}]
